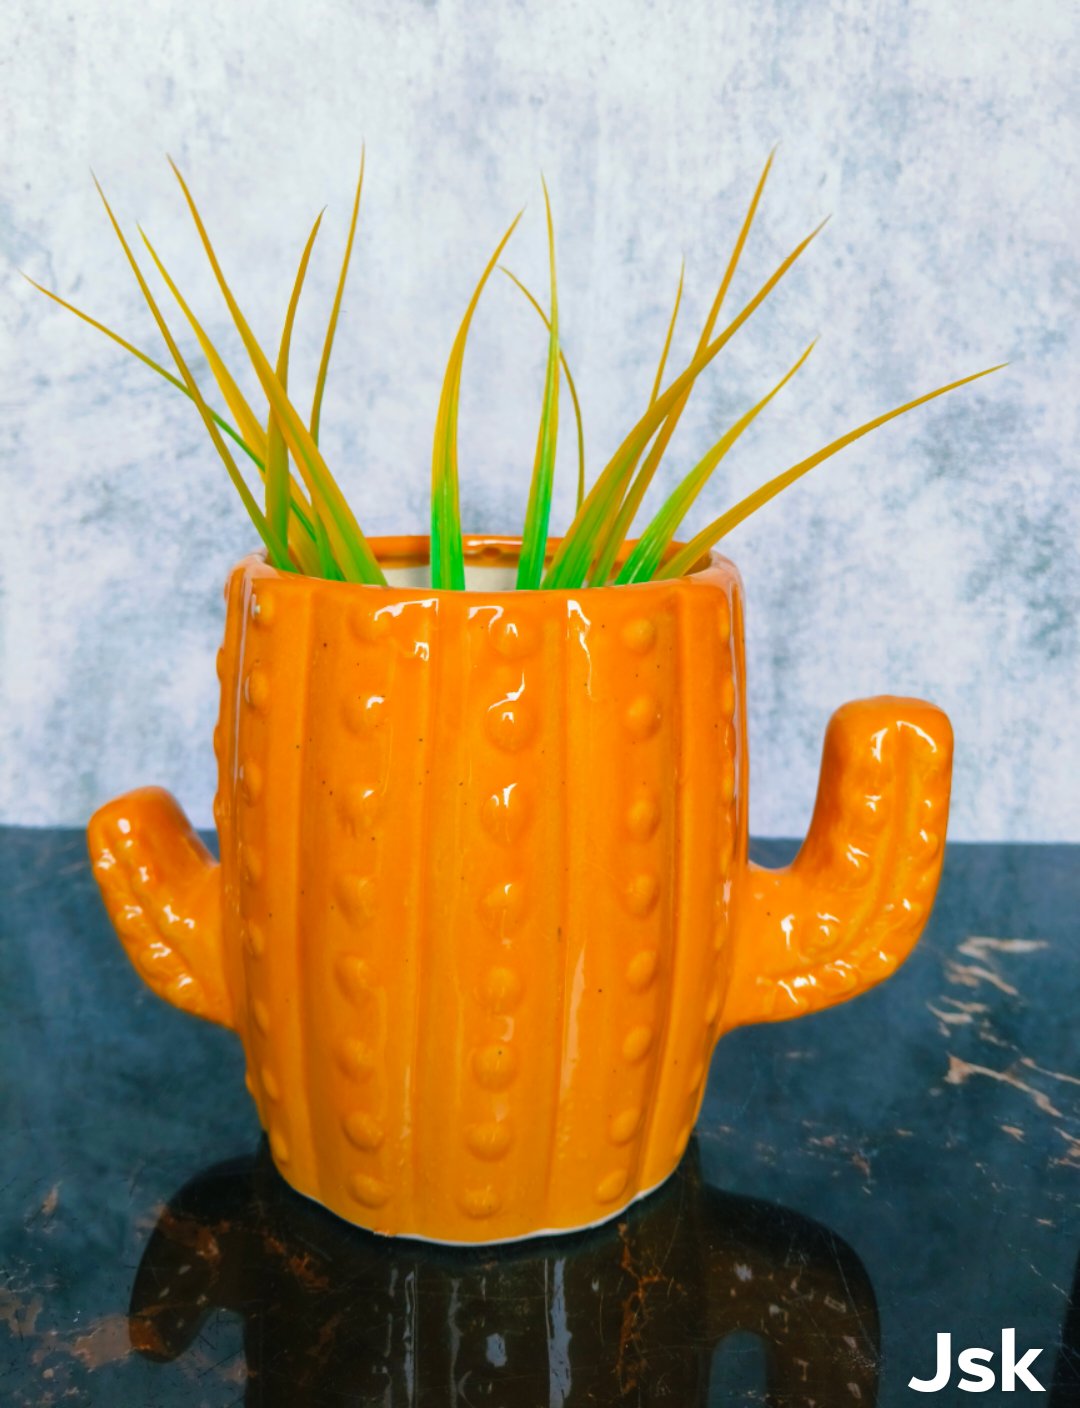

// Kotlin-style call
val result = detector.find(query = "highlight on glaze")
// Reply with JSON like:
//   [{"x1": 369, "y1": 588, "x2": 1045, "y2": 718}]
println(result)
[
  {"x1": 27, "y1": 152, "x2": 1002, "y2": 589},
  {"x1": 87, "y1": 535, "x2": 954, "y2": 1243}
]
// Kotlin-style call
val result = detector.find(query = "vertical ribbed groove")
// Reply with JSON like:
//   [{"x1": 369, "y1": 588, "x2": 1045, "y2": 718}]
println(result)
[
  {"x1": 407, "y1": 597, "x2": 438, "y2": 1222},
  {"x1": 542, "y1": 606, "x2": 572, "y2": 1218},
  {"x1": 292, "y1": 585, "x2": 318, "y2": 1195},
  {"x1": 636, "y1": 592, "x2": 685, "y2": 1182}
]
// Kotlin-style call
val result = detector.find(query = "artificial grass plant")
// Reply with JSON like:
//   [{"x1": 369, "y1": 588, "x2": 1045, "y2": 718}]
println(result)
[{"x1": 27, "y1": 152, "x2": 1003, "y2": 589}]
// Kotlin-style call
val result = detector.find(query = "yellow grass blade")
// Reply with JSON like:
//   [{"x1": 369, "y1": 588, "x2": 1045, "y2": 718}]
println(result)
[
  {"x1": 92, "y1": 175, "x2": 290, "y2": 569},
  {"x1": 588, "y1": 149, "x2": 778, "y2": 584},
  {"x1": 660, "y1": 364, "x2": 1007, "y2": 579},
  {"x1": 267, "y1": 211, "x2": 324, "y2": 564},
  {"x1": 167, "y1": 158, "x2": 385, "y2": 585},
  {"x1": 431, "y1": 211, "x2": 523, "y2": 588},
  {"x1": 545, "y1": 215, "x2": 828, "y2": 589},
  {"x1": 499, "y1": 266, "x2": 586, "y2": 508},
  {"x1": 648, "y1": 259, "x2": 685, "y2": 404},
  {"x1": 617, "y1": 339, "x2": 815, "y2": 584},
  {"x1": 311, "y1": 149, "x2": 364, "y2": 444},
  {"x1": 139, "y1": 229, "x2": 267, "y2": 460},
  {"x1": 21, "y1": 272, "x2": 266, "y2": 472},
  {"x1": 516, "y1": 180, "x2": 560, "y2": 589}
]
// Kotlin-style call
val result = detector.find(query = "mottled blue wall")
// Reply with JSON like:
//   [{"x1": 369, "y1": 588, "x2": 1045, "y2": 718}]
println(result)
[{"x1": 2, "y1": 0, "x2": 1077, "y2": 838}]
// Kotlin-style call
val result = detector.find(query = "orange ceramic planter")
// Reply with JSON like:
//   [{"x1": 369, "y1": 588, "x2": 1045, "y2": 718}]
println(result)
[{"x1": 89, "y1": 535, "x2": 953, "y2": 1243}]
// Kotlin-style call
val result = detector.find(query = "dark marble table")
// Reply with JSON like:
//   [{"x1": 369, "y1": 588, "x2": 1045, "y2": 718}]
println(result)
[{"x1": 1, "y1": 831, "x2": 1077, "y2": 1406}]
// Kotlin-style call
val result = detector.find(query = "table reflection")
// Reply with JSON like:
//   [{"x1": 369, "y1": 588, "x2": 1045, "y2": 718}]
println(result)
[{"x1": 130, "y1": 1140, "x2": 879, "y2": 1406}]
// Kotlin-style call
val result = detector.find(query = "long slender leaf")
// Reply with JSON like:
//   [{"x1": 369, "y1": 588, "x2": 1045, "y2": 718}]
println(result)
[
  {"x1": 516, "y1": 182, "x2": 560, "y2": 589},
  {"x1": 659, "y1": 364, "x2": 1007, "y2": 579},
  {"x1": 589, "y1": 149, "x2": 778, "y2": 585},
  {"x1": 431, "y1": 212, "x2": 522, "y2": 588},
  {"x1": 617, "y1": 340, "x2": 815, "y2": 584},
  {"x1": 648, "y1": 260, "x2": 685, "y2": 405},
  {"x1": 92, "y1": 175, "x2": 291, "y2": 569},
  {"x1": 311, "y1": 149, "x2": 364, "y2": 444},
  {"x1": 499, "y1": 267, "x2": 586, "y2": 509},
  {"x1": 139, "y1": 230, "x2": 268, "y2": 459},
  {"x1": 267, "y1": 212, "x2": 324, "y2": 563},
  {"x1": 139, "y1": 230, "x2": 324, "y2": 567},
  {"x1": 543, "y1": 215, "x2": 829, "y2": 589},
  {"x1": 22, "y1": 273, "x2": 267, "y2": 471},
  {"x1": 168, "y1": 158, "x2": 386, "y2": 586}
]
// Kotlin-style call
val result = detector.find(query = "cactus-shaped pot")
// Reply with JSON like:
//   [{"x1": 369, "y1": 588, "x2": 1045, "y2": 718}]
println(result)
[{"x1": 89, "y1": 535, "x2": 952, "y2": 1243}]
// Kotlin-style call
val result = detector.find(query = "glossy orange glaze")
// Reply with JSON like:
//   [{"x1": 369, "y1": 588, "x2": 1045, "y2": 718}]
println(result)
[{"x1": 88, "y1": 535, "x2": 952, "y2": 1242}]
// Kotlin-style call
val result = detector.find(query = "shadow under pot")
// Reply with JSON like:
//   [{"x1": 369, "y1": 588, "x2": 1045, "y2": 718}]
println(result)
[
  {"x1": 90, "y1": 534, "x2": 953, "y2": 1242},
  {"x1": 131, "y1": 1140, "x2": 880, "y2": 1407}
]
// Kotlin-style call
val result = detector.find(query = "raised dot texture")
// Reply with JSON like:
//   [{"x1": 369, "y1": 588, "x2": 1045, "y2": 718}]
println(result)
[
  {"x1": 252, "y1": 998, "x2": 271, "y2": 1035},
  {"x1": 625, "y1": 695, "x2": 662, "y2": 740},
  {"x1": 704, "y1": 984, "x2": 721, "y2": 1024},
  {"x1": 622, "y1": 1025, "x2": 654, "y2": 1063},
  {"x1": 484, "y1": 966, "x2": 523, "y2": 1013},
  {"x1": 244, "y1": 1068, "x2": 256, "y2": 1098},
  {"x1": 215, "y1": 648, "x2": 226, "y2": 680},
  {"x1": 718, "y1": 674, "x2": 736, "y2": 719},
  {"x1": 349, "y1": 1173, "x2": 390, "y2": 1208},
  {"x1": 625, "y1": 949, "x2": 659, "y2": 992},
  {"x1": 621, "y1": 618, "x2": 657, "y2": 653},
  {"x1": 335, "y1": 954, "x2": 374, "y2": 1004},
  {"x1": 342, "y1": 693, "x2": 385, "y2": 734},
  {"x1": 480, "y1": 786, "x2": 530, "y2": 844},
  {"x1": 719, "y1": 761, "x2": 736, "y2": 804},
  {"x1": 241, "y1": 844, "x2": 263, "y2": 885},
  {"x1": 336, "y1": 1037, "x2": 376, "y2": 1080},
  {"x1": 485, "y1": 698, "x2": 536, "y2": 752},
  {"x1": 624, "y1": 873, "x2": 659, "y2": 917},
  {"x1": 465, "y1": 1120, "x2": 513, "y2": 1160},
  {"x1": 480, "y1": 881, "x2": 526, "y2": 934},
  {"x1": 489, "y1": 615, "x2": 538, "y2": 659},
  {"x1": 244, "y1": 921, "x2": 266, "y2": 958},
  {"x1": 595, "y1": 1169, "x2": 629, "y2": 1203},
  {"x1": 626, "y1": 792, "x2": 660, "y2": 841},
  {"x1": 717, "y1": 600, "x2": 731, "y2": 643},
  {"x1": 336, "y1": 873, "x2": 376, "y2": 925},
  {"x1": 350, "y1": 607, "x2": 391, "y2": 644},
  {"x1": 244, "y1": 669, "x2": 271, "y2": 712},
  {"x1": 343, "y1": 1111, "x2": 385, "y2": 1151},
  {"x1": 340, "y1": 784, "x2": 381, "y2": 831},
  {"x1": 609, "y1": 1107, "x2": 642, "y2": 1144},
  {"x1": 472, "y1": 1044, "x2": 517, "y2": 1090},
  {"x1": 261, "y1": 1066, "x2": 281, "y2": 1101},
  {"x1": 460, "y1": 1186, "x2": 500, "y2": 1219},
  {"x1": 269, "y1": 1127, "x2": 290, "y2": 1163},
  {"x1": 251, "y1": 591, "x2": 275, "y2": 626},
  {"x1": 240, "y1": 760, "x2": 263, "y2": 803}
]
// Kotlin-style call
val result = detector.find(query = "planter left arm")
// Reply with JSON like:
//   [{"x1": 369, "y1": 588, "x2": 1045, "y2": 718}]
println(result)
[{"x1": 88, "y1": 786, "x2": 232, "y2": 1028}]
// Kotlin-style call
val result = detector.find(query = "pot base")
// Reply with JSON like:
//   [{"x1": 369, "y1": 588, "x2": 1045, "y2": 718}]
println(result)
[{"x1": 274, "y1": 1157, "x2": 680, "y2": 1246}]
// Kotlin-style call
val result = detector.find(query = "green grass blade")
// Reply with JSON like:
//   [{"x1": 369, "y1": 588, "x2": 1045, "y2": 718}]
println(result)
[
  {"x1": 648, "y1": 260, "x2": 685, "y2": 405},
  {"x1": 499, "y1": 266, "x2": 586, "y2": 508},
  {"x1": 138, "y1": 229, "x2": 268, "y2": 460},
  {"x1": 617, "y1": 339, "x2": 815, "y2": 585},
  {"x1": 22, "y1": 273, "x2": 268, "y2": 471},
  {"x1": 432, "y1": 211, "x2": 522, "y2": 588},
  {"x1": 516, "y1": 181, "x2": 560, "y2": 589},
  {"x1": 168, "y1": 158, "x2": 386, "y2": 586},
  {"x1": 311, "y1": 149, "x2": 364, "y2": 444},
  {"x1": 588, "y1": 150, "x2": 777, "y2": 585},
  {"x1": 659, "y1": 364, "x2": 1007, "y2": 580},
  {"x1": 267, "y1": 211, "x2": 324, "y2": 559},
  {"x1": 543, "y1": 216, "x2": 828, "y2": 589},
  {"x1": 92, "y1": 175, "x2": 291, "y2": 570}
]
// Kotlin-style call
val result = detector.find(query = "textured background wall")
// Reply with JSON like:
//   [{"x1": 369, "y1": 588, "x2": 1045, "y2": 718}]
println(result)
[{"x1": 2, "y1": 0, "x2": 1076, "y2": 838}]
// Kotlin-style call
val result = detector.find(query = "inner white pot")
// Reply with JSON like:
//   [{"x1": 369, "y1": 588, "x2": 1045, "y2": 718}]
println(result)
[{"x1": 383, "y1": 563, "x2": 521, "y2": 591}]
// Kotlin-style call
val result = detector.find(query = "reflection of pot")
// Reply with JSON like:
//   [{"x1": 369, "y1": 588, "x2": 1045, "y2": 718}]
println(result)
[
  {"x1": 131, "y1": 1141, "x2": 879, "y2": 1407},
  {"x1": 91, "y1": 535, "x2": 952, "y2": 1242}
]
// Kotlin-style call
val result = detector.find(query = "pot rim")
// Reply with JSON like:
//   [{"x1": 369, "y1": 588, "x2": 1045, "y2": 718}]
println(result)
[{"x1": 246, "y1": 533, "x2": 737, "y2": 598}]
